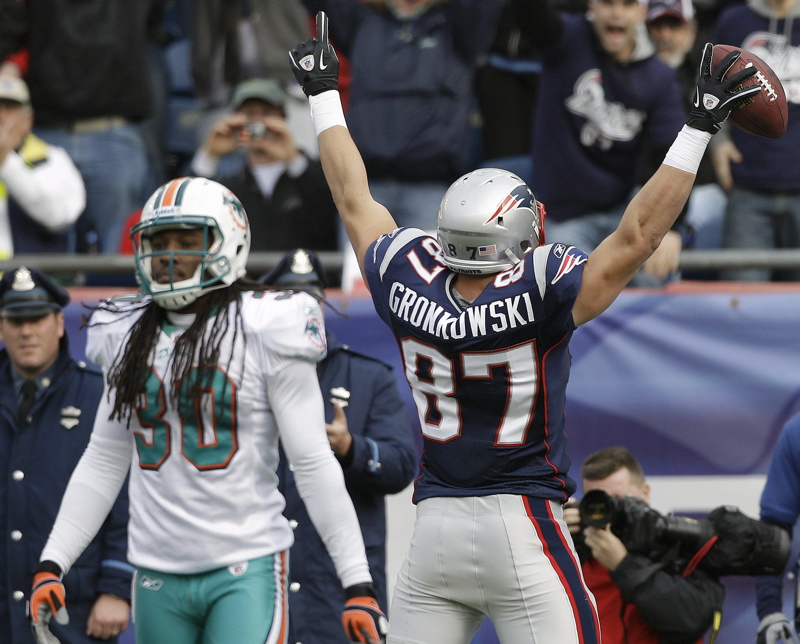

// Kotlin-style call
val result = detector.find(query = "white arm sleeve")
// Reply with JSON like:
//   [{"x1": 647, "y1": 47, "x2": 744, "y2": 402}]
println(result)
[
  {"x1": 268, "y1": 360, "x2": 372, "y2": 590},
  {"x1": 40, "y1": 392, "x2": 132, "y2": 574},
  {"x1": 0, "y1": 146, "x2": 86, "y2": 232}
]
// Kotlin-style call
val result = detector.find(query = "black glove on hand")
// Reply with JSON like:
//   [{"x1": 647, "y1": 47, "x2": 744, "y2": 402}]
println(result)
[
  {"x1": 687, "y1": 42, "x2": 761, "y2": 133},
  {"x1": 289, "y1": 11, "x2": 339, "y2": 97}
]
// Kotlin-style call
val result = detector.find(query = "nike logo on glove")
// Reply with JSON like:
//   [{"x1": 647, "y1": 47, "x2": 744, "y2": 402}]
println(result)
[
  {"x1": 319, "y1": 52, "x2": 328, "y2": 71},
  {"x1": 693, "y1": 88, "x2": 700, "y2": 108}
]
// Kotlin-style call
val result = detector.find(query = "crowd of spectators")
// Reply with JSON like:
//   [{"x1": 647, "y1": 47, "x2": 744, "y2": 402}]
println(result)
[{"x1": 0, "y1": 0, "x2": 797, "y2": 285}]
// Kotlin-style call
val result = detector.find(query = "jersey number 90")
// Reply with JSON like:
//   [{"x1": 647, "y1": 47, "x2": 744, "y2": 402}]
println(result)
[{"x1": 133, "y1": 366, "x2": 238, "y2": 470}]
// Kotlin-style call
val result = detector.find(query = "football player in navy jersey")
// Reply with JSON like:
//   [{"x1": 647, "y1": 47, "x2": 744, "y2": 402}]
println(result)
[{"x1": 291, "y1": 12, "x2": 761, "y2": 644}]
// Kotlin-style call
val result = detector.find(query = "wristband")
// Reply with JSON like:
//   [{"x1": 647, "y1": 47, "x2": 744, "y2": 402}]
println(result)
[
  {"x1": 310, "y1": 90, "x2": 348, "y2": 136},
  {"x1": 663, "y1": 125, "x2": 712, "y2": 174}
]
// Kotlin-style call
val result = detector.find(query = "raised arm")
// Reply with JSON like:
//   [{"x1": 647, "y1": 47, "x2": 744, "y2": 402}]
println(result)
[
  {"x1": 290, "y1": 12, "x2": 397, "y2": 281},
  {"x1": 572, "y1": 44, "x2": 761, "y2": 327}
]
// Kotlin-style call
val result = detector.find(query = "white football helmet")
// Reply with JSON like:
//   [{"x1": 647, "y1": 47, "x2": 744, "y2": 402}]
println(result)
[
  {"x1": 132, "y1": 177, "x2": 251, "y2": 310},
  {"x1": 437, "y1": 168, "x2": 543, "y2": 275}
]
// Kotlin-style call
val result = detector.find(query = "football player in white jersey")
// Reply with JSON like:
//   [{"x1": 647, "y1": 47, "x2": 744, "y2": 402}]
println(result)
[
  {"x1": 29, "y1": 177, "x2": 388, "y2": 644},
  {"x1": 290, "y1": 13, "x2": 761, "y2": 644}
]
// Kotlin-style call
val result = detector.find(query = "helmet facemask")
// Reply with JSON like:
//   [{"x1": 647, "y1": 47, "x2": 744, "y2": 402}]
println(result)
[{"x1": 133, "y1": 178, "x2": 251, "y2": 310}]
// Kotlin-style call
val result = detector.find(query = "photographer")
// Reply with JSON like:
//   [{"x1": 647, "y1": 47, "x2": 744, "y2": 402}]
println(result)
[
  {"x1": 565, "y1": 447, "x2": 725, "y2": 643},
  {"x1": 191, "y1": 78, "x2": 338, "y2": 251}
]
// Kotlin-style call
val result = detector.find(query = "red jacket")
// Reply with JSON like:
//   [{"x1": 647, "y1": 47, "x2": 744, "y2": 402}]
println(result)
[
  {"x1": 584, "y1": 558, "x2": 661, "y2": 644},
  {"x1": 583, "y1": 558, "x2": 707, "y2": 644}
]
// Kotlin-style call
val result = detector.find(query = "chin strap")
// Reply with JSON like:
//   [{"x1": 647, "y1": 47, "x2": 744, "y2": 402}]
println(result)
[{"x1": 504, "y1": 248, "x2": 521, "y2": 265}]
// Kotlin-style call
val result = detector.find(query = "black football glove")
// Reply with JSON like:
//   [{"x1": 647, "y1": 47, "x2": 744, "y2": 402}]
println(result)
[
  {"x1": 687, "y1": 42, "x2": 761, "y2": 134},
  {"x1": 289, "y1": 11, "x2": 340, "y2": 97}
]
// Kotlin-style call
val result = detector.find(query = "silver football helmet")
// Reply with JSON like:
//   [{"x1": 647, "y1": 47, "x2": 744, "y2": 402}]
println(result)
[
  {"x1": 132, "y1": 177, "x2": 251, "y2": 310},
  {"x1": 437, "y1": 168, "x2": 542, "y2": 275}
]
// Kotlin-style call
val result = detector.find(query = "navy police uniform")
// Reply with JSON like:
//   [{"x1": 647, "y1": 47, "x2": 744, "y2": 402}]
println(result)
[{"x1": 0, "y1": 267, "x2": 132, "y2": 644}]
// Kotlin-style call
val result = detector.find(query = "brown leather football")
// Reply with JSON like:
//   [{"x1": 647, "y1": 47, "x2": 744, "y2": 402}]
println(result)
[{"x1": 711, "y1": 44, "x2": 788, "y2": 138}]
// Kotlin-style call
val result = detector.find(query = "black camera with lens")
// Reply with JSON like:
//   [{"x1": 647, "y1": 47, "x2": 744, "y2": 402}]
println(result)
[{"x1": 577, "y1": 489, "x2": 790, "y2": 576}]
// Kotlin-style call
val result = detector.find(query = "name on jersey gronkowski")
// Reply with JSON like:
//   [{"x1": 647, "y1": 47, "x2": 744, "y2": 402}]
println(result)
[{"x1": 389, "y1": 282, "x2": 536, "y2": 339}]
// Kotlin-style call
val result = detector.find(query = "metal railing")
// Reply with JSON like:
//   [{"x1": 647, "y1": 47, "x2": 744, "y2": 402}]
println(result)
[
  {"x1": 2, "y1": 249, "x2": 800, "y2": 281},
  {"x1": 0, "y1": 252, "x2": 345, "y2": 279}
]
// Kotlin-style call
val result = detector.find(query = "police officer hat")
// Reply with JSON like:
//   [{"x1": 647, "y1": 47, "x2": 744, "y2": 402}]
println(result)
[
  {"x1": 0, "y1": 266, "x2": 70, "y2": 318},
  {"x1": 261, "y1": 248, "x2": 328, "y2": 300}
]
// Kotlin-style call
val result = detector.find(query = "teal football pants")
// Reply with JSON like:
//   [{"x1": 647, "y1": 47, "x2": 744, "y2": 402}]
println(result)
[{"x1": 132, "y1": 552, "x2": 288, "y2": 644}]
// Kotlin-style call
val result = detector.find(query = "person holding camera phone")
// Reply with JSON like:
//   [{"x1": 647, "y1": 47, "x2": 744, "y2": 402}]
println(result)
[
  {"x1": 191, "y1": 78, "x2": 339, "y2": 252},
  {"x1": 565, "y1": 446, "x2": 725, "y2": 644}
]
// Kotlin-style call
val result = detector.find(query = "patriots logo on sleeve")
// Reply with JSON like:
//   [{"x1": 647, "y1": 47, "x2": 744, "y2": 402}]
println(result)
[{"x1": 552, "y1": 245, "x2": 587, "y2": 284}]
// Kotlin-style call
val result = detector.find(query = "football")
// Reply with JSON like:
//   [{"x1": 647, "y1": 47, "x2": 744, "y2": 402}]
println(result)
[{"x1": 711, "y1": 44, "x2": 787, "y2": 138}]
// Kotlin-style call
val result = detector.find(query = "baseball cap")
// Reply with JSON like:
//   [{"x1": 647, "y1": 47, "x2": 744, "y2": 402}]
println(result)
[
  {"x1": 230, "y1": 78, "x2": 288, "y2": 111},
  {"x1": 647, "y1": 0, "x2": 694, "y2": 23},
  {"x1": 0, "y1": 266, "x2": 69, "y2": 318},
  {"x1": 261, "y1": 248, "x2": 328, "y2": 300},
  {"x1": 0, "y1": 76, "x2": 30, "y2": 105}
]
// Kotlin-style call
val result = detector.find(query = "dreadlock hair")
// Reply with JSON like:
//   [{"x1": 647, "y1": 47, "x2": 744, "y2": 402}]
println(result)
[{"x1": 98, "y1": 278, "x2": 273, "y2": 422}]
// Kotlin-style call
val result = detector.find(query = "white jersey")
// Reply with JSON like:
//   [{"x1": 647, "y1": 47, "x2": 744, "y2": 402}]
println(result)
[{"x1": 42, "y1": 290, "x2": 372, "y2": 587}]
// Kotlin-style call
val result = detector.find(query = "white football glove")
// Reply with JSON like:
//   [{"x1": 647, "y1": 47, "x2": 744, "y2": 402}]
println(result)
[{"x1": 31, "y1": 619, "x2": 61, "y2": 644}]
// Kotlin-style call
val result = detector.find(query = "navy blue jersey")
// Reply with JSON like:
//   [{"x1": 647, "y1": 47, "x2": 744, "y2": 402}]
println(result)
[{"x1": 365, "y1": 228, "x2": 588, "y2": 503}]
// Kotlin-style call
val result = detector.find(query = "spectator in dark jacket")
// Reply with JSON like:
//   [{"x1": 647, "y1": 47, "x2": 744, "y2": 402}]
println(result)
[
  {"x1": 0, "y1": 266, "x2": 132, "y2": 643},
  {"x1": 192, "y1": 79, "x2": 339, "y2": 251},
  {"x1": 301, "y1": 0, "x2": 504, "y2": 232},
  {"x1": 263, "y1": 248, "x2": 419, "y2": 644}
]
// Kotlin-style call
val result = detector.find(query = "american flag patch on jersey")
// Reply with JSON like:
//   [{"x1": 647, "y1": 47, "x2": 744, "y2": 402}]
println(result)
[{"x1": 479, "y1": 245, "x2": 497, "y2": 256}]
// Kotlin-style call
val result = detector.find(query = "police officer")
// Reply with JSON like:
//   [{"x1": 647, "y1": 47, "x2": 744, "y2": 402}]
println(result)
[
  {"x1": 0, "y1": 266, "x2": 132, "y2": 643},
  {"x1": 263, "y1": 249, "x2": 419, "y2": 644}
]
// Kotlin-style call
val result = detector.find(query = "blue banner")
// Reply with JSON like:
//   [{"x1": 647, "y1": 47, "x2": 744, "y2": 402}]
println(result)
[{"x1": 62, "y1": 285, "x2": 800, "y2": 644}]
